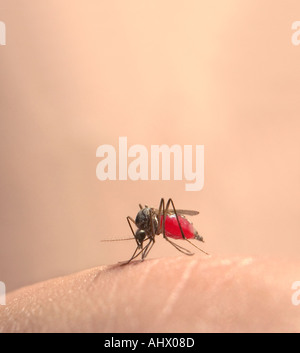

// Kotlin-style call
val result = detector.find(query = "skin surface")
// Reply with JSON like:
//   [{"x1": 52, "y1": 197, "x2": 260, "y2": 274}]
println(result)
[{"x1": 0, "y1": 256, "x2": 299, "y2": 333}]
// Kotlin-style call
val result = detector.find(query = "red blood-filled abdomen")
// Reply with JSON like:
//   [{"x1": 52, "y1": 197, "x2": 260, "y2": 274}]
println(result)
[{"x1": 160, "y1": 214, "x2": 196, "y2": 239}]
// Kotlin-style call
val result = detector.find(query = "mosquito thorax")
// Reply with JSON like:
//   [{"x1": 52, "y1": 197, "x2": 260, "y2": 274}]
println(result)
[
  {"x1": 135, "y1": 208, "x2": 151, "y2": 230},
  {"x1": 135, "y1": 207, "x2": 159, "y2": 234}
]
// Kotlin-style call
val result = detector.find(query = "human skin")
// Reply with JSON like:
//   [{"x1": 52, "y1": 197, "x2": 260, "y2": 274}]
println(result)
[{"x1": 0, "y1": 256, "x2": 299, "y2": 333}]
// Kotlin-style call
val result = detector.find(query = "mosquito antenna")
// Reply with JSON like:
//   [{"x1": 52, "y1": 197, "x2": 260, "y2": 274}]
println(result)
[{"x1": 100, "y1": 237, "x2": 135, "y2": 242}]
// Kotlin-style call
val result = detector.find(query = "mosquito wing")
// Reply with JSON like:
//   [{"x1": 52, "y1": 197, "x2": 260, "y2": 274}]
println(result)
[
  {"x1": 173, "y1": 209, "x2": 199, "y2": 216},
  {"x1": 153, "y1": 208, "x2": 199, "y2": 216}
]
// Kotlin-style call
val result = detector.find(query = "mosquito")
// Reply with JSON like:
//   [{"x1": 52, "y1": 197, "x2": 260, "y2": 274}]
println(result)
[{"x1": 102, "y1": 198, "x2": 209, "y2": 264}]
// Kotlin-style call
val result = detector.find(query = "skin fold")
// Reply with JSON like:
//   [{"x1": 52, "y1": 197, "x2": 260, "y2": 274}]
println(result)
[{"x1": 0, "y1": 256, "x2": 299, "y2": 333}]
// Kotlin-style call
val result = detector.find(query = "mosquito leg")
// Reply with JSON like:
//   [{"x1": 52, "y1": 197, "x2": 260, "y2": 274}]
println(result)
[
  {"x1": 119, "y1": 238, "x2": 152, "y2": 265},
  {"x1": 166, "y1": 236, "x2": 195, "y2": 255},
  {"x1": 165, "y1": 199, "x2": 187, "y2": 240},
  {"x1": 126, "y1": 216, "x2": 136, "y2": 235},
  {"x1": 126, "y1": 216, "x2": 142, "y2": 249},
  {"x1": 119, "y1": 245, "x2": 141, "y2": 265},
  {"x1": 156, "y1": 198, "x2": 193, "y2": 255},
  {"x1": 127, "y1": 208, "x2": 157, "y2": 263},
  {"x1": 156, "y1": 198, "x2": 165, "y2": 234},
  {"x1": 166, "y1": 198, "x2": 209, "y2": 255},
  {"x1": 138, "y1": 208, "x2": 156, "y2": 260},
  {"x1": 141, "y1": 240, "x2": 155, "y2": 260}
]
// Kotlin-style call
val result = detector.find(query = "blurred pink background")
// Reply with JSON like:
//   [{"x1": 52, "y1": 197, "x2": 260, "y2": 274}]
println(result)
[{"x1": 0, "y1": 1, "x2": 300, "y2": 292}]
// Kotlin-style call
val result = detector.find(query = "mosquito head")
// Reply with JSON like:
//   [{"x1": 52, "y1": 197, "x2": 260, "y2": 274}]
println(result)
[{"x1": 135, "y1": 229, "x2": 147, "y2": 247}]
